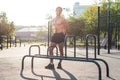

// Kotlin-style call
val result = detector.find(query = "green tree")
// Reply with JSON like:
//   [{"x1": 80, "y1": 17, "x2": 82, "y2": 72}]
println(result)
[
  {"x1": 67, "y1": 0, "x2": 120, "y2": 41},
  {"x1": 99, "y1": 0, "x2": 120, "y2": 37},
  {"x1": 68, "y1": 16, "x2": 85, "y2": 38},
  {"x1": 0, "y1": 12, "x2": 15, "y2": 36},
  {"x1": 8, "y1": 22, "x2": 15, "y2": 36},
  {"x1": 81, "y1": 5, "x2": 98, "y2": 35}
]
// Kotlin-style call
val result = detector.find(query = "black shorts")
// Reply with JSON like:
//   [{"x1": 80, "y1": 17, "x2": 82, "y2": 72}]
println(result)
[{"x1": 51, "y1": 33, "x2": 65, "y2": 43}]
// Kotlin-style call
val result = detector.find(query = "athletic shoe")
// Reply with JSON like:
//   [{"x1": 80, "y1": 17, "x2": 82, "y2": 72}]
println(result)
[
  {"x1": 57, "y1": 63, "x2": 62, "y2": 69},
  {"x1": 45, "y1": 63, "x2": 55, "y2": 69}
]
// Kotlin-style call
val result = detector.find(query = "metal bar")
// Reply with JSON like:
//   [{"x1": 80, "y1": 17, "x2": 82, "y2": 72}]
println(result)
[
  {"x1": 64, "y1": 35, "x2": 76, "y2": 57},
  {"x1": 107, "y1": 5, "x2": 111, "y2": 54},
  {"x1": 10, "y1": 36, "x2": 11, "y2": 47},
  {"x1": 92, "y1": 61, "x2": 102, "y2": 80},
  {"x1": 15, "y1": 36, "x2": 17, "y2": 47},
  {"x1": 20, "y1": 40, "x2": 21, "y2": 47},
  {"x1": 86, "y1": 36, "x2": 88, "y2": 59},
  {"x1": 20, "y1": 38, "x2": 111, "y2": 80},
  {"x1": 94, "y1": 35, "x2": 97, "y2": 59},
  {"x1": 118, "y1": 25, "x2": 120, "y2": 50},
  {"x1": 74, "y1": 36, "x2": 76, "y2": 57},
  {"x1": 21, "y1": 55, "x2": 102, "y2": 80},
  {"x1": 20, "y1": 55, "x2": 37, "y2": 80},
  {"x1": 86, "y1": 34, "x2": 97, "y2": 59},
  {"x1": 21, "y1": 55, "x2": 30, "y2": 72},
  {"x1": 98, "y1": 6, "x2": 100, "y2": 55},
  {"x1": 64, "y1": 36, "x2": 67, "y2": 57},
  {"x1": 95, "y1": 59, "x2": 109, "y2": 77},
  {"x1": 29, "y1": 45, "x2": 40, "y2": 55},
  {"x1": 48, "y1": 21, "x2": 50, "y2": 47},
  {"x1": 31, "y1": 56, "x2": 34, "y2": 74}
]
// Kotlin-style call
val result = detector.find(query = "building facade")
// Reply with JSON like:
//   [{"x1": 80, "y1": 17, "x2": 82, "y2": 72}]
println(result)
[
  {"x1": 73, "y1": 2, "x2": 89, "y2": 17},
  {"x1": 16, "y1": 26, "x2": 48, "y2": 42}
]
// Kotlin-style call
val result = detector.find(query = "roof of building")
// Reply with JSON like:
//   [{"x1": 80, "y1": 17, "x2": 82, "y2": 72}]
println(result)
[{"x1": 17, "y1": 27, "x2": 47, "y2": 32}]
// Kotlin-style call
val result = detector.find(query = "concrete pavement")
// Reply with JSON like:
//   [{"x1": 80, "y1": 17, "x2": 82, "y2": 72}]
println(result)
[{"x1": 0, "y1": 45, "x2": 120, "y2": 80}]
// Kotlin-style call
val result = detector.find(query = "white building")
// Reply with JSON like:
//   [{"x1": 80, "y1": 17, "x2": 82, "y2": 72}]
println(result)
[
  {"x1": 16, "y1": 26, "x2": 48, "y2": 41},
  {"x1": 73, "y1": 2, "x2": 89, "y2": 17}
]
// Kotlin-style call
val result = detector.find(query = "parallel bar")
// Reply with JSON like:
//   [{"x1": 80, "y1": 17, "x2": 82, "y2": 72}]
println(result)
[
  {"x1": 64, "y1": 35, "x2": 76, "y2": 57},
  {"x1": 107, "y1": 5, "x2": 111, "y2": 54},
  {"x1": 86, "y1": 34, "x2": 97, "y2": 59},
  {"x1": 21, "y1": 55, "x2": 102, "y2": 80},
  {"x1": 29, "y1": 45, "x2": 40, "y2": 55},
  {"x1": 97, "y1": 6, "x2": 100, "y2": 55}
]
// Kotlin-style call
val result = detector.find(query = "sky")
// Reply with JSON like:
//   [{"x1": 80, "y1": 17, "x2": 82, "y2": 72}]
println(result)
[{"x1": 0, "y1": 0, "x2": 96, "y2": 26}]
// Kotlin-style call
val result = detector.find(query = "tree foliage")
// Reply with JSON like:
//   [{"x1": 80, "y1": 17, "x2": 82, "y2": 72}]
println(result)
[
  {"x1": 98, "y1": 0, "x2": 120, "y2": 38},
  {"x1": 81, "y1": 5, "x2": 98, "y2": 34},
  {"x1": 68, "y1": 16, "x2": 86, "y2": 38},
  {"x1": 68, "y1": 5, "x2": 98, "y2": 39},
  {"x1": 68, "y1": 0, "x2": 120, "y2": 40},
  {"x1": 0, "y1": 12, "x2": 15, "y2": 36}
]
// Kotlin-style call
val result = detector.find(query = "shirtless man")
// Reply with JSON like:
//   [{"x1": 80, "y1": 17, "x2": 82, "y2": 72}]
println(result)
[{"x1": 45, "y1": 7, "x2": 69, "y2": 69}]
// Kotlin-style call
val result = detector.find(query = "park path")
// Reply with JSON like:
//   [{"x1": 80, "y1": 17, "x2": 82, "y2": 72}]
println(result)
[{"x1": 0, "y1": 45, "x2": 120, "y2": 80}]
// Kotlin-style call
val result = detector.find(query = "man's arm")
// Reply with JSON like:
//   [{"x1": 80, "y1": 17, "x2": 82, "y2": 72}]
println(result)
[{"x1": 63, "y1": 19, "x2": 69, "y2": 35}]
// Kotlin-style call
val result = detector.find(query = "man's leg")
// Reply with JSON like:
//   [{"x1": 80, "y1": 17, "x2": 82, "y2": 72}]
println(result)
[
  {"x1": 57, "y1": 42, "x2": 64, "y2": 69},
  {"x1": 49, "y1": 42, "x2": 56, "y2": 62},
  {"x1": 45, "y1": 42, "x2": 56, "y2": 69}
]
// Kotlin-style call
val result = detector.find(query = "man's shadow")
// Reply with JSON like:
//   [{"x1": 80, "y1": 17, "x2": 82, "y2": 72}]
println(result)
[
  {"x1": 52, "y1": 68, "x2": 77, "y2": 80},
  {"x1": 20, "y1": 68, "x2": 77, "y2": 80}
]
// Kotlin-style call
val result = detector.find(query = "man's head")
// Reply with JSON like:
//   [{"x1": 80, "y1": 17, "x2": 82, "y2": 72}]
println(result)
[{"x1": 56, "y1": 7, "x2": 62, "y2": 16}]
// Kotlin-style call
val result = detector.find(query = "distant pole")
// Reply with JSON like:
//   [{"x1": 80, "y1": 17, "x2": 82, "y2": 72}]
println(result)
[
  {"x1": 107, "y1": 2, "x2": 111, "y2": 54},
  {"x1": 15, "y1": 36, "x2": 17, "y2": 47},
  {"x1": 118, "y1": 23, "x2": 120, "y2": 50},
  {"x1": 10, "y1": 36, "x2": 12, "y2": 47},
  {"x1": 98, "y1": 6, "x2": 100, "y2": 55},
  {"x1": 48, "y1": 21, "x2": 50, "y2": 47},
  {"x1": 7, "y1": 35, "x2": 8, "y2": 48},
  {"x1": 48, "y1": 21, "x2": 52, "y2": 47},
  {"x1": 20, "y1": 40, "x2": 21, "y2": 47}
]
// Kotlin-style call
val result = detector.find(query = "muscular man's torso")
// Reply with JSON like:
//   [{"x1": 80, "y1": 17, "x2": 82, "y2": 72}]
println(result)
[{"x1": 53, "y1": 16, "x2": 66, "y2": 34}]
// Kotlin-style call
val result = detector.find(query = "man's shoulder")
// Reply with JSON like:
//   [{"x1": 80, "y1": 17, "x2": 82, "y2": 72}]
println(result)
[{"x1": 60, "y1": 17, "x2": 67, "y2": 22}]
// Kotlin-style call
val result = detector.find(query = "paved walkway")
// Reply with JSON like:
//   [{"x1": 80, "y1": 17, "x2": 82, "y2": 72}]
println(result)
[{"x1": 0, "y1": 45, "x2": 120, "y2": 80}]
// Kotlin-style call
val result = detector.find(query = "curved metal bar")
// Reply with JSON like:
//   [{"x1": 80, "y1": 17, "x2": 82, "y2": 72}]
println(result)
[
  {"x1": 20, "y1": 55, "x2": 37, "y2": 80},
  {"x1": 86, "y1": 34, "x2": 97, "y2": 59},
  {"x1": 64, "y1": 35, "x2": 76, "y2": 57},
  {"x1": 29, "y1": 45, "x2": 40, "y2": 55},
  {"x1": 31, "y1": 56, "x2": 37, "y2": 75},
  {"x1": 20, "y1": 55, "x2": 29, "y2": 72},
  {"x1": 31, "y1": 56, "x2": 58, "y2": 79},
  {"x1": 30, "y1": 56, "x2": 102, "y2": 80},
  {"x1": 95, "y1": 58, "x2": 110, "y2": 77},
  {"x1": 90, "y1": 60, "x2": 102, "y2": 80}
]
